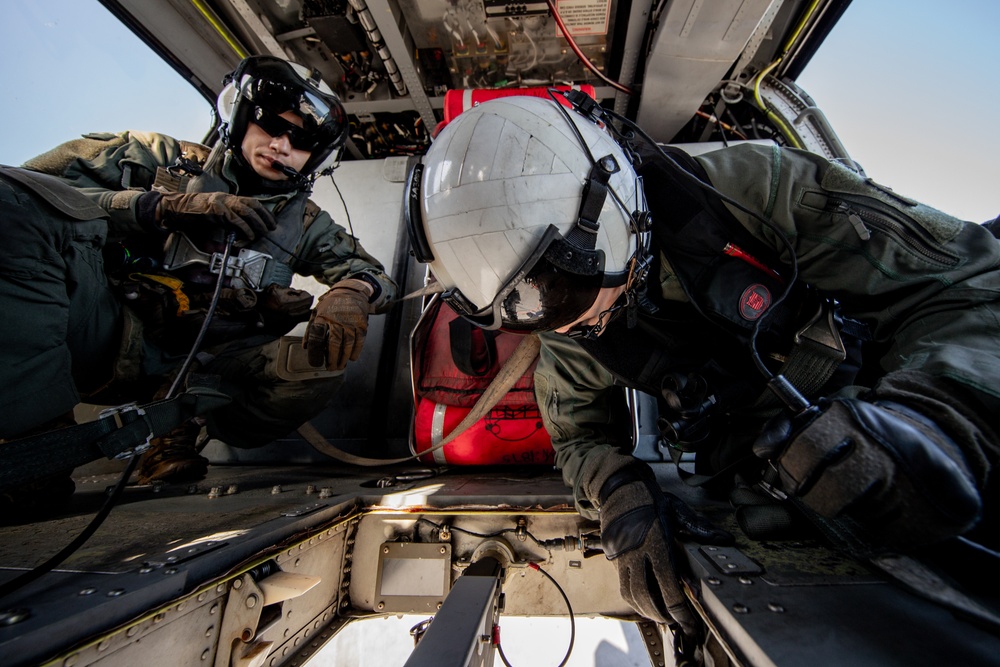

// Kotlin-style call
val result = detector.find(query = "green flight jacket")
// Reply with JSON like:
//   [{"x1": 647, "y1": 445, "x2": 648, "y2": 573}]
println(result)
[
  {"x1": 23, "y1": 130, "x2": 398, "y2": 311},
  {"x1": 536, "y1": 142, "x2": 1000, "y2": 520}
]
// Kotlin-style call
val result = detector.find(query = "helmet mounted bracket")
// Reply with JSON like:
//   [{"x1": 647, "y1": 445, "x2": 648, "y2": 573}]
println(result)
[{"x1": 545, "y1": 154, "x2": 619, "y2": 277}]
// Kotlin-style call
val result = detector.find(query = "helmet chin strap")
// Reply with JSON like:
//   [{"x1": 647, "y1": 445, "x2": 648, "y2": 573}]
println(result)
[{"x1": 566, "y1": 290, "x2": 632, "y2": 340}]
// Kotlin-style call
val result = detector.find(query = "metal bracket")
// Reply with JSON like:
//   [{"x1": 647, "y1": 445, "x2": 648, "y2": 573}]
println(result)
[
  {"x1": 698, "y1": 546, "x2": 765, "y2": 576},
  {"x1": 97, "y1": 403, "x2": 153, "y2": 458},
  {"x1": 162, "y1": 232, "x2": 273, "y2": 291}
]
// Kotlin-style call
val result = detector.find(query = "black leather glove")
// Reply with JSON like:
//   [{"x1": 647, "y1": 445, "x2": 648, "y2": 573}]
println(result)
[
  {"x1": 753, "y1": 397, "x2": 982, "y2": 547},
  {"x1": 137, "y1": 191, "x2": 276, "y2": 243},
  {"x1": 302, "y1": 278, "x2": 373, "y2": 371},
  {"x1": 583, "y1": 451, "x2": 733, "y2": 637}
]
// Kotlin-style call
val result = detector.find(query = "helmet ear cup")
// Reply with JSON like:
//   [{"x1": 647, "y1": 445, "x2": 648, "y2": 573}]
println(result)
[{"x1": 217, "y1": 81, "x2": 239, "y2": 123}]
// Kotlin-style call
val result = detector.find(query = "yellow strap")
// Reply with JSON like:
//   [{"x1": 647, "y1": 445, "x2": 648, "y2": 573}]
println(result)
[{"x1": 131, "y1": 273, "x2": 191, "y2": 316}]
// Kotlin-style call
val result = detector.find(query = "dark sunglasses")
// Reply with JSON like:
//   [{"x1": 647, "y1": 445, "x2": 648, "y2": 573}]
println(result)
[{"x1": 252, "y1": 106, "x2": 323, "y2": 152}]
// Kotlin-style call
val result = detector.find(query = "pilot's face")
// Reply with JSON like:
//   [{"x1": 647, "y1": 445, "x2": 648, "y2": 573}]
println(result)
[{"x1": 241, "y1": 110, "x2": 311, "y2": 180}]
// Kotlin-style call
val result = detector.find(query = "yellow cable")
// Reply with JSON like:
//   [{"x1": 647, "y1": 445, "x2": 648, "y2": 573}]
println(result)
[
  {"x1": 780, "y1": 0, "x2": 823, "y2": 57},
  {"x1": 751, "y1": 0, "x2": 822, "y2": 149},
  {"x1": 753, "y1": 59, "x2": 802, "y2": 149},
  {"x1": 189, "y1": 0, "x2": 248, "y2": 59}
]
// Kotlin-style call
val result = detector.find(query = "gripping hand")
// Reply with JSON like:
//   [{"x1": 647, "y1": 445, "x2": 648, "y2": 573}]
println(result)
[
  {"x1": 138, "y1": 191, "x2": 276, "y2": 243},
  {"x1": 586, "y1": 452, "x2": 733, "y2": 636},
  {"x1": 754, "y1": 398, "x2": 982, "y2": 546},
  {"x1": 303, "y1": 278, "x2": 373, "y2": 371}
]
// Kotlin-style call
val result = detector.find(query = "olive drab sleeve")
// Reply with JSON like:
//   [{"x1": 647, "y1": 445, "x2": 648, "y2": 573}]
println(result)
[
  {"x1": 534, "y1": 333, "x2": 635, "y2": 520},
  {"x1": 23, "y1": 131, "x2": 189, "y2": 237},
  {"x1": 292, "y1": 207, "x2": 398, "y2": 312},
  {"x1": 694, "y1": 143, "x2": 1000, "y2": 476}
]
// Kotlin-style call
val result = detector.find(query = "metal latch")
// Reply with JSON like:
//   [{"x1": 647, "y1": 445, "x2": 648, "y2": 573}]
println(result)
[
  {"x1": 162, "y1": 232, "x2": 273, "y2": 291},
  {"x1": 98, "y1": 402, "x2": 153, "y2": 458}
]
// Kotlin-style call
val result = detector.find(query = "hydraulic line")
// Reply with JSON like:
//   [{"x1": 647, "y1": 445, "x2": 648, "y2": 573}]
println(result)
[
  {"x1": 188, "y1": 0, "x2": 248, "y2": 59},
  {"x1": 347, "y1": 0, "x2": 407, "y2": 96},
  {"x1": 545, "y1": 0, "x2": 634, "y2": 96},
  {"x1": 752, "y1": 0, "x2": 824, "y2": 148}
]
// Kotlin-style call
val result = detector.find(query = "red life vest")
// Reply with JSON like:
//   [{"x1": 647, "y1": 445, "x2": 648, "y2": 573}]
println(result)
[{"x1": 410, "y1": 297, "x2": 553, "y2": 465}]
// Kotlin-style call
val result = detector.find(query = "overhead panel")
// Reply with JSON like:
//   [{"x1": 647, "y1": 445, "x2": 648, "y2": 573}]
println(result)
[{"x1": 636, "y1": 0, "x2": 775, "y2": 142}]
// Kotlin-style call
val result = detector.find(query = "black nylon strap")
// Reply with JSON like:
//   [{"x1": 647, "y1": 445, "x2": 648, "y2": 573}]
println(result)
[
  {"x1": 565, "y1": 156, "x2": 616, "y2": 251},
  {"x1": 0, "y1": 388, "x2": 231, "y2": 493},
  {"x1": 448, "y1": 317, "x2": 498, "y2": 377}
]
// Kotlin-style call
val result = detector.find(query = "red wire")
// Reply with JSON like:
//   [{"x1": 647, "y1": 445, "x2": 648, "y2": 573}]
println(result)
[{"x1": 545, "y1": 0, "x2": 635, "y2": 96}]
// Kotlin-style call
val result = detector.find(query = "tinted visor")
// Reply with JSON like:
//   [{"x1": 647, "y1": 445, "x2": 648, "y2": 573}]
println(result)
[
  {"x1": 498, "y1": 254, "x2": 604, "y2": 332},
  {"x1": 443, "y1": 225, "x2": 604, "y2": 333}
]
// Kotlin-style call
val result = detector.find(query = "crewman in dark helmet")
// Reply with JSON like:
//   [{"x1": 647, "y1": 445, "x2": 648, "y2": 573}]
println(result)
[
  {"x1": 1, "y1": 56, "x2": 396, "y2": 500},
  {"x1": 408, "y1": 94, "x2": 999, "y2": 639}
]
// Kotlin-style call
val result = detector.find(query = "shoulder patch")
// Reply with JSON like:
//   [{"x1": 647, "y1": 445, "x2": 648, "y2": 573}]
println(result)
[
  {"x1": 303, "y1": 199, "x2": 322, "y2": 231},
  {"x1": 739, "y1": 284, "x2": 771, "y2": 321}
]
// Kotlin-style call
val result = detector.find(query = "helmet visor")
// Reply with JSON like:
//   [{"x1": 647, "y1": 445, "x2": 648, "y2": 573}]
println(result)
[
  {"x1": 443, "y1": 225, "x2": 604, "y2": 333},
  {"x1": 241, "y1": 59, "x2": 347, "y2": 153}
]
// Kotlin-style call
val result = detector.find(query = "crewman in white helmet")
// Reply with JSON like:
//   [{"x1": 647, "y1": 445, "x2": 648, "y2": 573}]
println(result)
[{"x1": 408, "y1": 93, "x2": 999, "y2": 640}]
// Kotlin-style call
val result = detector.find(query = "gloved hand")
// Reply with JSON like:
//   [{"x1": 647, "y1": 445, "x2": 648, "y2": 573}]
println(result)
[
  {"x1": 302, "y1": 278, "x2": 373, "y2": 371},
  {"x1": 582, "y1": 451, "x2": 733, "y2": 637},
  {"x1": 258, "y1": 284, "x2": 315, "y2": 333},
  {"x1": 753, "y1": 397, "x2": 982, "y2": 547},
  {"x1": 137, "y1": 191, "x2": 276, "y2": 243}
]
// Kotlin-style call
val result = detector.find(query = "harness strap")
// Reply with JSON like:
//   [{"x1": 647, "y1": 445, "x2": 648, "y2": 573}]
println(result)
[
  {"x1": 0, "y1": 388, "x2": 231, "y2": 493},
  {"x1": 753, "y1": 298, "x2": 849, "y2": 410}
]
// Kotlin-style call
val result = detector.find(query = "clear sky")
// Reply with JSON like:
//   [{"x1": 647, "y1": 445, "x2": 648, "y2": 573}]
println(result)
[
  {"x1": 0, "y1": 0, "x2": 212, "y2": 160},
  {"x1": 797, "y1": 0, "x2": 1000, "y2": 222},
  {"x1": 1, "y1": 0, "x2": 997, "y2": 222}
]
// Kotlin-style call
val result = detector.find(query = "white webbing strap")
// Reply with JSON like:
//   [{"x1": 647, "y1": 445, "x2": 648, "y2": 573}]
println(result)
[{"x1": 297, "y1": 334, "x2": 542, "y2": 466}]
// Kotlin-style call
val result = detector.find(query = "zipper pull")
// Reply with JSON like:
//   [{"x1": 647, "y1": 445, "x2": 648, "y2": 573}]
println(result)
[{"x1": 837, "y1": 203, "x2": 870, "y2": 241}]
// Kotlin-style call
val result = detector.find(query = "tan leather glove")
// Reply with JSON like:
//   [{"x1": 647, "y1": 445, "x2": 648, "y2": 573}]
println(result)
[
  {"x1": 137, "y1": 191, "x2": 276, "y2": 243},
  {"x1": 303, "y1": 278, "x2": 374, "y2": 371}
]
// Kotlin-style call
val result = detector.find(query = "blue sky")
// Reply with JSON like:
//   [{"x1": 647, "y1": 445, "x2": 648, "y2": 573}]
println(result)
[
  {"x1": 797, "y1": 0, "x2": 1000, "y2": 222},
  {"x1": 0, "y1": 0, "x2": 211, "y2": 158},
  {"x1": 1, "y1": 0, "x2": 997, "y2": 222}
]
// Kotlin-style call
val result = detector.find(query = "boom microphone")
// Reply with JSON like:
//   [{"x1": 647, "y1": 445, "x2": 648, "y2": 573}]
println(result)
[{"x1": 272, "y1": 160, "x2": 303, "y2": 180}]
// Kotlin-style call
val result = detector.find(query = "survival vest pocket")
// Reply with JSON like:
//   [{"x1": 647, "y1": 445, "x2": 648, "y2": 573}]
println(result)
[{"x1": 800, "y1": 190, "x2": 962, "y2": 268}]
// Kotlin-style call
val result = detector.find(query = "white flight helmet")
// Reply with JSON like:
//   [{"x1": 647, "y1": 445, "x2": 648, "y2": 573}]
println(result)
[
  {"x1": 406, "y1": 95, "x2": 643, "y2": 333},
  {"x1": 216, "y1": 56, "x2": 347, "y2": 179}
]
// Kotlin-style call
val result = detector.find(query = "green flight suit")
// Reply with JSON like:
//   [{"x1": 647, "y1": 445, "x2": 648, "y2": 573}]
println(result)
[
  {"x1": 0, "y1": 167, "x2": 121, "y2": 437},
  {"x1": 536, "y1": 143, "x2": 1000, "y2": 522},
  {"x1": 3, "y1": 131, "x2": 397, "y2": 446}
]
